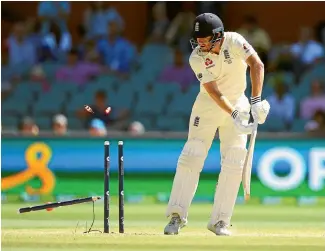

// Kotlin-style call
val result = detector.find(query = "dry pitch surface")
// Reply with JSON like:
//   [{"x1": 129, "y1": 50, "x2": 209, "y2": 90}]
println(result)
[{"x1": 2, "y1": 203, "x2": 324, "y2": 251}]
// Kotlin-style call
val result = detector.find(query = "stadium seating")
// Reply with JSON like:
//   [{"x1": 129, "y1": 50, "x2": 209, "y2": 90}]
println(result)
[
  {"x1": 152, "y1": 83, "x2": 183, "y2": 108},
  {"x1": 2, "y1": 46, "x2": 324, "y2": 132},
  {"x1": 50, "y1": 81, "x2": 80, "y2": 99},
  {"x1": 261, "y1": 116, "x2": 287, "y2": 132},
  {"x1": 2, "y1": 97, "x2": 30, "y2": 116},
  {"x1": 68, "y1": 117, "x2": 86, "y2": 130},
  {"x1": 265, "y1": 72, "x2": 296, "y2": 89},
  {"x1": 156, "y1": 116, "x2": 187, "y2": 131},
  {"x1": 41, "y1": 62, "x2": 62, "y2": 79},
  {"x1": 167, "y1": 84, "x2": 198, "y2": 118},
  {"x1": 134, "y1": 116, "x2": 155, "y2": 131},
  {"x1": 2, "y1": 115, "x2": 19, "y2": 129},
  {"x1": 134, "y1": 88, "x2": 167, "y2": 116},
  {"x1": 65, "y1": 92, "x2": 93, "y2": 116},
  {"x1": 109, "y1": 83, "x2": 135, "y2": 109},
  {"x1": 34, "y1": 116, "x2": 52, "y2": 129},
  {"x1": 291, "y1": 119, "x2": 308, "y2": 132}
]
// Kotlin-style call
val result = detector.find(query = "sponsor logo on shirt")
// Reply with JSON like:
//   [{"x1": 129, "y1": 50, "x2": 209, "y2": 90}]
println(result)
[
  {"x1": 205, "y1": 58, "x2": 213, "y2": 66},
  {"x1": 205, "y1": 58, "x2": 215, "y2": 69}
]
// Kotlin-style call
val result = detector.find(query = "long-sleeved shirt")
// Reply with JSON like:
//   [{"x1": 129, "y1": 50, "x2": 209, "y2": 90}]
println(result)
[
  {"x1": 7, "y1": 36, "x2": 36, "y2": 66},
  {"x1": 55, "y1": 62, "x2": 102, "y2": 85},
  {"x1": 300, "y1": 95, "x2": 325, "y2": 119},
  {"x1": 159, "y1": 65, "x2": 196, "y2": 90}
]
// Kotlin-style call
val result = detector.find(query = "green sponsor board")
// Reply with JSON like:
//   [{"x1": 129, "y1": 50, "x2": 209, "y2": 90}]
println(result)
[
  {"x1": 2, "y1": 137, "x2": 325, "y2": 197},
  {"x1": 2, "y1": 172, "x2": 324, "y2": 198}
]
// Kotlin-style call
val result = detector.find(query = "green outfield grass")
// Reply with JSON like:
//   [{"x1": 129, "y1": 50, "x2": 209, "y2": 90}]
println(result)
[{"x1": 2, "y1": 203, "x2": 324, "y2": 251}]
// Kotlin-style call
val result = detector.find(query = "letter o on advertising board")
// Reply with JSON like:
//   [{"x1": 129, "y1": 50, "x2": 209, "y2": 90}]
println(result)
[{"x1": 257, "y1": 147, "x2": 306, "y2": 191}]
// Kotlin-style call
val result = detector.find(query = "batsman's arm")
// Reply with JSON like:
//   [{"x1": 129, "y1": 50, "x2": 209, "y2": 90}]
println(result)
[
  {"x1": 246, "y1": 51, "x2": 270, "y2": 125},
  {"x1": 204, "y1": 81, "x2": 256, "y2": 134},
  {"x1": 189, "y1": 54, "x2": 256, "y2": 134},
  {"x1": 203, "y1": 81, "x2": 235, "y2": 115},
  {"x1": 189, "y1": 56, "x2": 235, "y2": 115},
  {"x1": 233, "y1": 33, "x2": 264, "y2": 100},
  {"x1": 189, "y1": 55, "x2": 235, "y2": 115},
  {"x1": 246, "y1": 53, "x2": 264, "y2": 98}
]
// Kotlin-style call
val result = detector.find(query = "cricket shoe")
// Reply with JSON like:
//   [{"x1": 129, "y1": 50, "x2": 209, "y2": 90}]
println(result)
[
  {"x1": 164, "y1": 213, "x2": 187, "y2": 235},
  {"x1": 207, "y1": 220, "x2": 231, "y2": 236}
]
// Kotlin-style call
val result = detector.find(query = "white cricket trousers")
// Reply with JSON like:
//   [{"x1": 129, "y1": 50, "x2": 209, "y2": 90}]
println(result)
[{"x1": 166, "y1": 92, "x2": 250, "y2": 226}]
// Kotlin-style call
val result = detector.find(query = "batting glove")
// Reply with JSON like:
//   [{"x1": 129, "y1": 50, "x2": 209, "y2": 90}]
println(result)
[
  {"x1": 231, "y1": 110, "x2": 257, "y2": 135},
  {"x1": 251, "y1": 96, "x2": 270, "y2": 124}
]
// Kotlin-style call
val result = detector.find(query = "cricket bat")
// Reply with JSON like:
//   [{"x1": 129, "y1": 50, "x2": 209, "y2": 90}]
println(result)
[{"x1": 242, "y1": 126, "x2": 258, "y2": 201}]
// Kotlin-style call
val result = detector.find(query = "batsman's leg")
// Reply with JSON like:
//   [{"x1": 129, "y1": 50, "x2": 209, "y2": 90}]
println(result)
[
  {"x1": 208, "y1": 97, "x2": 250, "y2": 236},
  {"x1": 164, "y1": 96, "x2": 221, "y2": 235}
]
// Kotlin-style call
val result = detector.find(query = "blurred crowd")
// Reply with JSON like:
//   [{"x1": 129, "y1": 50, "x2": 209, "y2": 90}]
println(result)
[{"x1": 2, "y1": 1, "x2": 325, "y2": 135}]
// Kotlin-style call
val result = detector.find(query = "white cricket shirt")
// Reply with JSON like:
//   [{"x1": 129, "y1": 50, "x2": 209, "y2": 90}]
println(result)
[{"x1": 189, "y1": 32, "x2": 256, "y2": 100}]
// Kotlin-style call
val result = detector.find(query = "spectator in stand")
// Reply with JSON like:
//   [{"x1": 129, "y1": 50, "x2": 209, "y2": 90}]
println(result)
[
  {"x1": 158, "y1": 48, "x2": 196, "y2": 91},
  {"x1": 76, "y1": 25, "x2": 100, "y2": 62},
  {"x1": 300, "y1": 80, "x2": 325, "y2": 120},
  {"x1": 25, "y1": 18, "x2": 42, "y2": 59},
  {"x1": 165, "y1": 2, "x2": 196, "y2": 54},
  {"x1": 79, "y1": 40, "x2": 101, "y2": 63},
  {"x1": 52, "y1": 114, "x2": 68, "y2": 135},
  {"x1": 18, "y1": 117, "x2": 39, "y2": 136},
  {"x1": 55, "y1": 48, "x2": 103, "y2": 85},
  {"x1": 38, "y1": 1, "x2": 70, "y2": 34},
  {"x1": 41, "y1": 21, "x2": 72, "y2": 62},
  {"x1": 305, "y1": 110, "x2": 325, "y2": 132},
  {"x1": 7, "y1": 21, "x2": 37, "y2": 67},
  {"x1": 290, "y1": 27, "x2": 324, "y2": 77},
  {"x1": 147, "y1": 2, "x2": 169, "y2": 44},
  {"x1": 291, "y1": 27, "x2": 325, "y2": 65},
  {"x1": 128, "y1": 121, "x2": 145, "y2": 135},
  {"x1": 77, "y1": 90, "x2": 130, "y2": 130},
  {"x1": 104, "y1": 2, "x2": 124, "y2": 31},
  {"x1": 84, "y1": 2, "x2": 124, "y2": 40},
  {"x1": 237, "y1": 16, "x2": 271, "y2": 66},
  {"x1": 84, "y1": 2, "x2": 107, "y2": 40},
  {"x1": 89, "y1": 118, "x2": 107, "y2": 136},
  {"x1": 97, "y1": 21, "x2": 136, "y2": 76},
  {"x1": 268, "y1": 45, "x2": 294, "y2": 73},
  {"x1": 78, "y1": 90, "x2": 116, "y2": 126},
  {"x1": 267, "y1": 82, "x2": 295, "y2": 129}
]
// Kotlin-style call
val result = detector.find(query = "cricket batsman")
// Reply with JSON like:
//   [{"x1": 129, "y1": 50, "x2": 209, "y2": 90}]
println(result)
[{"x1": 164, "y1": 13, "x2": 270, "y2": 236}]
